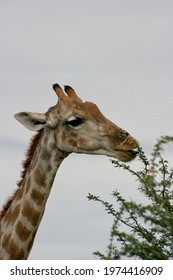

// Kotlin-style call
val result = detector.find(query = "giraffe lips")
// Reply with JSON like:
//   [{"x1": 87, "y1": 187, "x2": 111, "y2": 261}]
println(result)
[
  {"x1": 115, "y1": 148, "x2": 139, "y2": 155},
  {"x1": 124, "y1": 148, "x2": 139, "y2": 158},
  {"x1": 128, "y1": 149, "x2": 139, "y2": 155},
  {"x1": 114, "y1": 148, "x2": 138, "y2": 162}
]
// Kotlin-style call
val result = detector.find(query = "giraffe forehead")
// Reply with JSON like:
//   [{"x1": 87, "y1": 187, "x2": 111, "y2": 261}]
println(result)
[
  {"x1": 84, "y1": 102, "x2": 107, "y2": 122},
  {"x1": 59, "y1": 102, "x2": 106, "y2": 122},
  {"x1": 51, "y1": 100, "x2": 106, "y2": 121}
]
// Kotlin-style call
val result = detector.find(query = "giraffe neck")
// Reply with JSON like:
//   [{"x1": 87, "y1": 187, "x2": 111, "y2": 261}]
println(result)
[{"x1": 0, "y1": 128, "x2": 68, "y2": 259}]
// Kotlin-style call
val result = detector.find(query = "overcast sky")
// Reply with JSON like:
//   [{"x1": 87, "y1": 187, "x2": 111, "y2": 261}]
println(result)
[{"x1": 0, "y1": 0, "x2": 173, "y2": 259}]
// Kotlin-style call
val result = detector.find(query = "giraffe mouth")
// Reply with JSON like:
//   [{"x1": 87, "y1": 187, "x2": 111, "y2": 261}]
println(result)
[
  {"x1": 113, "y1": 148, "x2": 138, "y2": 162},
  {"x1": 93, "y1": 147, "x2": 138, "y2": 162},
  {"x1": 128, "y1": 149, "x2": 139, "y2": 155}
]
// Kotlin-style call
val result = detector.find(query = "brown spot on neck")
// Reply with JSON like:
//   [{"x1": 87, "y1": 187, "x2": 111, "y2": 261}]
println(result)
[
  {"x1": 0, "y1": 130, "x2": 43, "y2": 221},
  {"x1": 22, "y1": 200, "x2": 40, "y2": 226},
  {"x1": 16, "y1": 220, "x2": 31, "y2": 242},
  {"x1": 18, "y1": 130, "x2": 44, "y2": 187},
  {"x1": 2, "y1": 234, "x2": 25, "y2": 259},
  {"x1": 6, "y1": 205, "x2": 20, "y2": 227},
  {"x1": 34, "y1": 166, "x2": 46, "y2": 187},
  {"x1": 31, "y1": 189, "x2": 45, "y2": 207}
]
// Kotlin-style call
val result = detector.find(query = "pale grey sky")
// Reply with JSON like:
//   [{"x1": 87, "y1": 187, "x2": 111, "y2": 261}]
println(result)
[{"x1": 0, "y1": 0, "x2": 173, "y2": 259}]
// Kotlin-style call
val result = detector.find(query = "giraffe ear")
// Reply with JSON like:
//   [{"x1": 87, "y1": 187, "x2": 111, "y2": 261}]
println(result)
[{"x1": 14, "y1": 112, "x2": 46, "y2": 131}]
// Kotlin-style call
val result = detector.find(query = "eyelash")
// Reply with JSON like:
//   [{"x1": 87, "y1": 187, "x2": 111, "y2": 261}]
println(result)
[{"x1": 66, "y1": 117, "x2": 84, "y2": 128}]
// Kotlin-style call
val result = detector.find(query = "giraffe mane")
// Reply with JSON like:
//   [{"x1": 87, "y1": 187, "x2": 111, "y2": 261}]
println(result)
[{"x1": 0, "y1": 130, "x2": 43, "y2": 221}]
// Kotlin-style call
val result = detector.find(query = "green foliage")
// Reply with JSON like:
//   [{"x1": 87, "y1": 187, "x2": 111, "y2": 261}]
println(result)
[{"x1": 88, "y1": 136, "x2": 173, "y2": 259}]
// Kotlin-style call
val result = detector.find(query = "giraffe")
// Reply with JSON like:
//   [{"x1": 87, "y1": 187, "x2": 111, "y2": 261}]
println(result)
[{"x1": 0, "y1": 84, "x2": 138, "y2": 259}]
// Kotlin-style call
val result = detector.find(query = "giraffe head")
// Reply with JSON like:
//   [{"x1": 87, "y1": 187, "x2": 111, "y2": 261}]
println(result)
[{"x1": 14, "y1": 84, "x2": 138, "y2": 162}]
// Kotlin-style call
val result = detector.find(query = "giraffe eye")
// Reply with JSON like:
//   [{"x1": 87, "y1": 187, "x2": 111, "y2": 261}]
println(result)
[{"x1": 66, "y1": 117, "x2": 84, "y2": 128}]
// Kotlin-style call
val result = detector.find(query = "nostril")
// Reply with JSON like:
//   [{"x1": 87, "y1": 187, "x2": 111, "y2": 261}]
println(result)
[{"x1": 118, "y1": 130, "x2": 129, "y2": 140}]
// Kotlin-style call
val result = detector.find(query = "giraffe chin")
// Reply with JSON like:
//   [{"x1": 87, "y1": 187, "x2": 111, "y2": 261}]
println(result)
[
  {"x1": 114, "y1": 149, "x2": 138, "y2": 162},
  {"x1": 87, "y1": 148, "x2": 138, "y2": 162}
]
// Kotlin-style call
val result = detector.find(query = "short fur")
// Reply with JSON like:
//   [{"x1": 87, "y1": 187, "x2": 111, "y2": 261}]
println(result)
[{"x1": 0, "y1": 130, "x2": 43, "y2": 221}]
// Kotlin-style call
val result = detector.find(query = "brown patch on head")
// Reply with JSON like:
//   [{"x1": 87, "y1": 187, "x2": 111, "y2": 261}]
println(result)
[
  {"x1": 79, "y1": 137, "x2": 87, "y2": 147},
  {"x1": 22, "y1": 200, "x2": 40, "y2": 226},
  {"x1": 84, "y1": 102, "x2": 107, "y2": 123},
  {"x1": 68, "y1": 139, "x2": 77, "y2": 147},
  {"x1": 61, "y1": 131, "x2": 67, "y2": 142}
]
